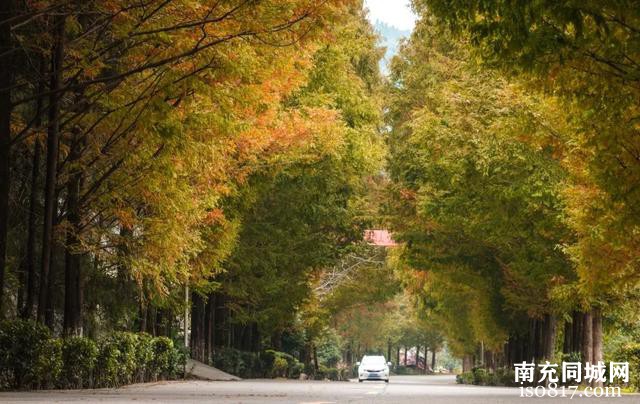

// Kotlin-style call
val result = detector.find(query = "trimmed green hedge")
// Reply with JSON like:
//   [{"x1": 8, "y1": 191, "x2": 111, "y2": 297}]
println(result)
[
  {"x1": 0, "y1": 320, "x2": 185, "y2": 390},
  {"x1": 211, "y1": 348, "x2": 346, "y2": 381},
  {"x1": 456, "y1": 367, "x2": 516, "y2": 387},
  {"x1": 613, "y1": 342, "x2": 640, "y2": 390},
  {"x1": 212, "y1": 347, "x2": 305, "y2": 379},
  {"x1": 0, "y1": 320, "x2": 61, "y2": 389}
]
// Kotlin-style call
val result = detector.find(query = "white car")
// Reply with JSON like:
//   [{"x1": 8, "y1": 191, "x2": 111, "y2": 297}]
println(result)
[{"x1": 357, "y1": 355, "x2": 391, "y2": 383}]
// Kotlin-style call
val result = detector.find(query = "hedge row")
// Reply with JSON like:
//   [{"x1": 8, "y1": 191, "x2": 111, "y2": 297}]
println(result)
[
  {"x1": 458, "y1": 359, "x2": 640, "y2": 391},
  {"x1": 456, "y1": 368, "x2": 516, "y2": 386},
  {"x1": 212, "y1": 347, "x2": 348, "y2": 380},
  {"x1": 0, "y1": 320, "x2": 186, "y2": 390},
  {"x1": 212, "y1": 348, "x2": 304, "y2": 379},
  {"x1": 613, "y1": 342, "x2": 640, "y2": 390}
]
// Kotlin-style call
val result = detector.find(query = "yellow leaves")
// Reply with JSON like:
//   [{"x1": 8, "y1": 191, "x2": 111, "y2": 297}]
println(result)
[
  {"x1": 203, "y1": 208, "x2": 225, "y2": 226},
  {"x1": 48, "y1": 0, "x2": 368, "y2": 301},
  {"x1": 115, "y1": 208, "x2": 136, "y2": 230}
]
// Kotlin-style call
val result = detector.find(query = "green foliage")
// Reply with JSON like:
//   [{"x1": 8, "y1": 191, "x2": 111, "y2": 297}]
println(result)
[
  {"x1": 261, "y1": 350, "x2": 303, "y2": 379},
  {"x1": 316, "y1": 329, "x2": 343, "y2": 368},
  {"x1": 472, "y1": 368, "x2": 490, "y2": 385},
  {"x1": 393, "y1": 366, "x2": 420, "y2": 376},
  {"x1": 316, "y1": 365, "x2": 341, "y2": 381},
  {"x1": 111, "y1": 332, "x2": 138, "y2": 385},
  {"x1": 0, "y1": 320, "x2": 55, "y2": 389},
  {"x1": 61, "y1": 337, "x2": 98, "y2": 389},
  {"x1": 211, "y1": 348, "x2": 304, "y2": 379},
  {"x1": 456, "y1": 368, "x2": 516, "y2": 387},
  {"x1": 273, "y1": 357, "x2": 289, "y2": 378},
  {"x1": 414, "y1": 0, "x2": 640, "y2": 362},
  {"x1": 34, "y1": 338, "x2": 63, "y2": 389},
  {"x1": 612, "y1": 343, "x2": 640, "y2": 390},
  {"x1": 95, "y1": 338, "x2": 120, "y2": 388},
  {"x1": 386, "y1": 9, "x2": 574, "y2": 357},
  {"x1": 212, "y1": 348, "x2": 259, "y2": 378},
  {"x1": 150, "y1": 337, "x2": 180, "y2": 380},
  {"x1": 456, "y1": 371, "x2": 475, "y2": 385},
  {"x1": 134, "y1": 333, "x2": 154, "y2": 382},
  {"x1": 94, "y1": 332, "x2": 152, "y2": 388},
  {"x1": 0, "y1": 321, "x2": 183, "y2": 390}
]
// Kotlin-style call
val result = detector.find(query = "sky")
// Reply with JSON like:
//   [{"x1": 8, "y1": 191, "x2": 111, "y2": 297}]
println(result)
[{"x1": 363, "y1": 0, "x2": 417, "y2": 31}]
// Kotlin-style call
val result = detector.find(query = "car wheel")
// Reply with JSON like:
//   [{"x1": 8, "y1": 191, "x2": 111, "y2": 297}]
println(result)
[
  {"x1": 358, "y1": 379, "x2": 363, "y2": 383},
  {"x1": 385, "y1": 379, "x2": 389, "y2": 383}
]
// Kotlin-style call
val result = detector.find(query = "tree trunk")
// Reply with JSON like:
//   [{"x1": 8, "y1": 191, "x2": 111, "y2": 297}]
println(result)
[
  {"x1": 270, "y1": 329, "x2": 282, "y2": 351},
  {"x1": 396, "y1": 345, "x2": 400, "y2": 367},
  {"x1": 251, "y1": 322, "x2": 260, "y2": 352},
  {"x1": 543, "y1": 314, "x2": 556, "y2": 360},
  {"x1": 563, "y1": 317, "x2": 572, "y2": 354},
  {"x1": 204, "y1": 294, "x2": 214, "y2": 363},
  {"x1": 572, "y1": 311, "x2": 582, "y2": 355},
  {"x1": 526, "y1": 318, "x2": 536, "y2": 362},
  {"x1": 38, "y1": 14, "x2": 65, "y2": 324},
  {"x1": 213, "y1": 293, "x2": 225, "y2": 347},
  {"x1": 190, "y1": 292, "x2": 205, "y2": 362},
  {"x1": 462, "y1": 354, "x2": 473, "y2": 372},
  {"x1": 147, "y1": 304, "x2": 156, "y2": 336},
  {"x1": 22, "y1": 137, "x2": 42, "y2": 320},
  {"x1": 403, "y1": 346, "x2": 407, "y2": 366},
  {"x1": 592, "y1": 308, "x2": 603, "y2": 387},
  {"x1": 44, "y1": 193, "x2": 59, "y2": 330},
  {"x1": 139, "y1": 294, "x2": 147, "y2": 332},
  {"x1": 0, "y1": 0, "x2": 16, "y2": 316},
  {"x1": 431, "y1": 349, "x2": 436, "y2": 372},
  {"x1": 155, "y1": 309, "x2": 165, "y2": 336},
  {"x1": 582, "y1": 310, "x2": 593, "y2": 366},
  {"x1": 63, "y1": 133, "x2": 83, "y2": 336},
  {"x1": 313, "y1": 344, "x2": 319, "y2": 372}
]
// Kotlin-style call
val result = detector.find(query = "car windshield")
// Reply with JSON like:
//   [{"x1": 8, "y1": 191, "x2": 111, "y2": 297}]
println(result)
[{"x1": 361, "y1": 357, "x2": 385, "y2": 367}]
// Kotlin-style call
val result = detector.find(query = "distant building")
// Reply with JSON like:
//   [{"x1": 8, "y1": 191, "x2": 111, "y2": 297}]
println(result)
[{"x1": 364, "y1": 229, "x2": 397, "y2": 246}]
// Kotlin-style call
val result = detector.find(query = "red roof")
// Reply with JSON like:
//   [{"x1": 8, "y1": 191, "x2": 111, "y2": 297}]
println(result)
[{"x1": 364, "y1": 229, "x2": 397, "y2": 246}]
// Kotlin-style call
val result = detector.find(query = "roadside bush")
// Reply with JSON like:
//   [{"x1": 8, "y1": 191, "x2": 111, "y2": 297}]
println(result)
[
  {"x1": 135, "y1": 333, "x2": 154, "y2": 382},
  {"x1": 213, "y1": 347, "x2": 257, "y2": 378},
  {"x1": 95, "y1": 338, "x2": 120, "y2": 388},
  {"x1": 394, "y1": 365, "x2": 420, "y2": 375},
  {"x1": 289, "y1": 360, "x2": 304, "y2": 379},
  {"x1": 495, "y1": 367, "x2": 516, "y2": 387},
  {"x1": 109, "y1": 332, "x2": 138, "y2": 385},
  {"x1": 61, "y1": 336, "x2": 98, "y2": 389},
  {"x1": 316, "y1": 330, "x2": 343, "y2": 368},
  {"x1": 456, "y1": 367, "x2": 516, "y2": 387},
  {"x1": 168, "y1": 342, "x2": 187, "y2": 379},
  {"x1": 273, "y1": 356, "x2": 288, "y2": 377},
  {"x1": 261, "y1": 350, "x2": 302, "y2": 379},
  {"x1": 239, "y1": 350, "x2": 261, "y2": 377},
  {"x1": 456, "y1": 371, "x2": 475, "y2": 385},
  {"x1": 0, "y1": 320, "x2": 55, "y2": 389},
  {"x1": 150, "y1": 337, "x2": 176, "y2": 380},
  {"x1": 613, "y1": 342, "x2": 640, "y2": 391},
  {"x1": 338, "y1": 367, "x2": 351, "y2": 381},
  {"x1": 210, "y1": 348, "x2": 306, "y2": 380},
  {"x1": 316, "y1": 365, "x2": 340, "y2": 381},
  {"x1": 472, "y1": 367, "x2": 490, "y2": 385},
  {"x1": 34, "y1": 338, "x2": 63, "y2": 389},
  {"x1": 0, "y1": 321, "x2": 184, "y2": 391}
]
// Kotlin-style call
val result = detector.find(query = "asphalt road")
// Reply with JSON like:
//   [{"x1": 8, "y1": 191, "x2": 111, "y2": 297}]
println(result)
[{"x1": 0, "y1": 375, "x2": 637, "y2": 403}]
